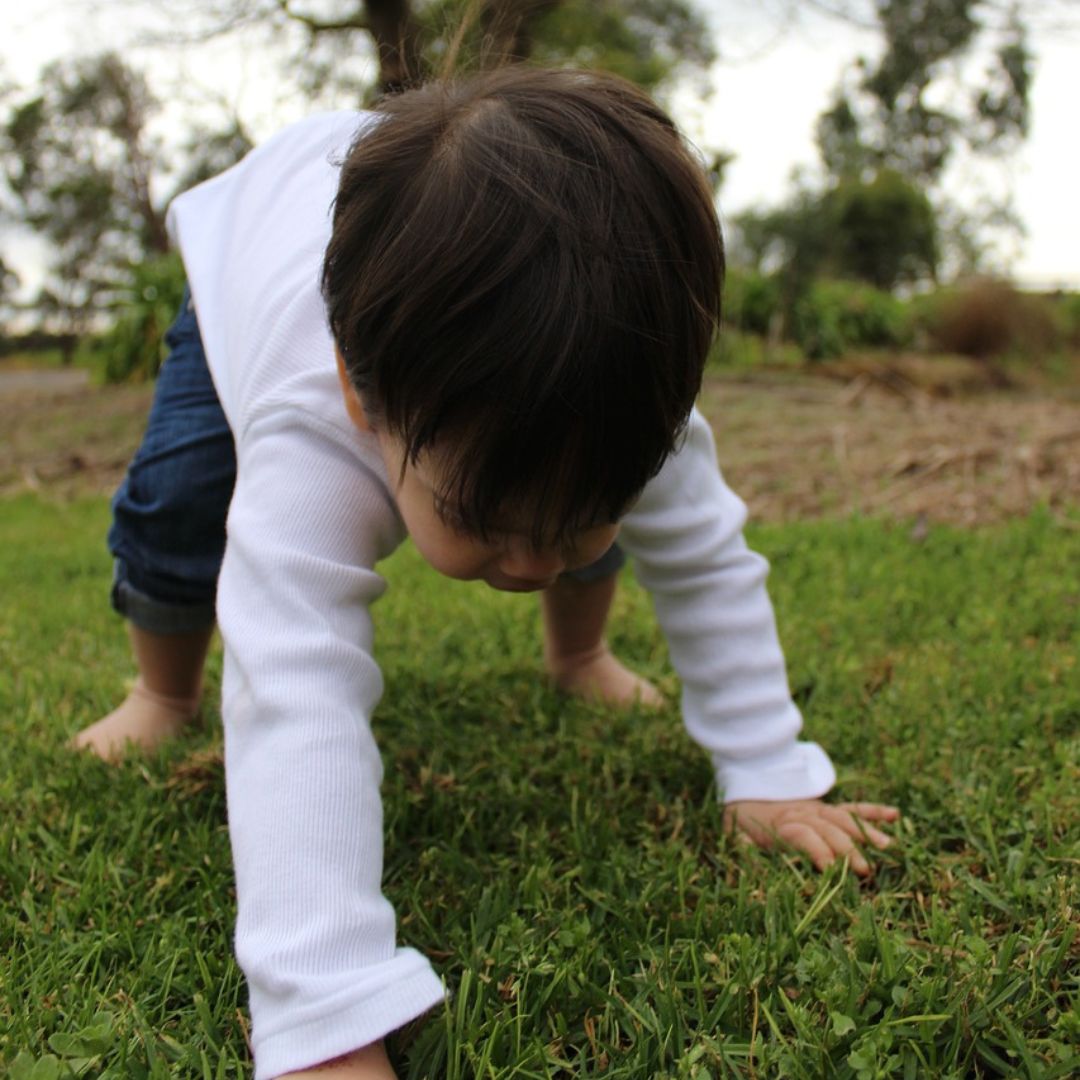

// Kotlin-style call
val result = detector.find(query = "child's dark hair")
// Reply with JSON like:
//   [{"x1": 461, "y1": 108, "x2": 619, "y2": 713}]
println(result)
[{"x1": 322, "y1": 65, "x2": 724, "y2": 547}]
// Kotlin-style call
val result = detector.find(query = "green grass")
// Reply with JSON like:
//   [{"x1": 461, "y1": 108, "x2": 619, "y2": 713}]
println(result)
[{"x1": 1, "y1": 496, "x2": 1077, "y2": 1078}]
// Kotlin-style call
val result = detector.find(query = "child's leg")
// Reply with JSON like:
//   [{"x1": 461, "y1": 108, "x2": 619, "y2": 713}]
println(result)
[
  {"x1": 70, "y1": 623, "x2": 213, "y2": 760},
  {"x1": 71, "y1": 288, "x2": 235, "y2": 761},
  {"x1": 542, "y1": 567, "x2": 663, "y2": 708}
]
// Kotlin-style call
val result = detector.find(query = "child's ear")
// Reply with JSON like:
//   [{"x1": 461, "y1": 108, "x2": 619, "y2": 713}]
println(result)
[{"x1": 335, "y1": 345, "x2": 373, "y2": 433}]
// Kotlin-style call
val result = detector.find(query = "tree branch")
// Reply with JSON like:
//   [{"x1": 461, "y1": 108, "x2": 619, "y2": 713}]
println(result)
[{"x1": 274, "y1": 0, "x2": 369, "y2": 35}]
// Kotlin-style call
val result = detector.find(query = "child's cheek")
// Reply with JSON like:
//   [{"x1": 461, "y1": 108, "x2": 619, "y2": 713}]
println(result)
[
  {"x1": 410, "y1": 525, "x2": 491, "y2": 582},
  {"x1": 567, "y1": 525, "x2": 621, "y2": 571}
]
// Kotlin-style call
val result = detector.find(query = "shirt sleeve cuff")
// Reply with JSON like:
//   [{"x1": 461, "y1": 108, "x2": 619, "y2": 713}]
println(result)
[
  {"x1": 713, "y1": 741, "x2": 837, "y2": 803},
  {"x1": 252, "y1": 948, "x2": 446, "y2": 1080}
]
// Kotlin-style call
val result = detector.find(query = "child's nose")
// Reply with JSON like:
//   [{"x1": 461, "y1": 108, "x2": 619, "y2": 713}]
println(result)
[{"x1": 497, "y1": 544, "x2": 566, "y2": 582}]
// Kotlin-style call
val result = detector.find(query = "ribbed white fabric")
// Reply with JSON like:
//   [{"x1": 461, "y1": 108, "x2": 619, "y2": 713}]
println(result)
[
  {"x1": 167, "y1": 111, "x2": 835, "y2": 1079},
  {"x1": 618, "y1": 412, "x2": 836, "y2": 802}
]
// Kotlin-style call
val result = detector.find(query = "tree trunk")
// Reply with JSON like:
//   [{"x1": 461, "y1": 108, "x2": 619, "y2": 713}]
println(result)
[
  {"x1": 480, "y1": 0, "x2": 561, "y2": 64},
  {"x1": 365, "y1": 0, "x2": 425, "y2": 93}
]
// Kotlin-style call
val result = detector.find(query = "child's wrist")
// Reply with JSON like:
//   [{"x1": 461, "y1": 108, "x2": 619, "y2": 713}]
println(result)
[{"x1": 275, "y1": 1040, "x2": 397, "y2": 1079}]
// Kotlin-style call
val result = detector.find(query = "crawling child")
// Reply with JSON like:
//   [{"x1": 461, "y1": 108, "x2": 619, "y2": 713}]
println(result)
[{"x1": 71, "y1": 67, "x2": 898, "y2": 1079}]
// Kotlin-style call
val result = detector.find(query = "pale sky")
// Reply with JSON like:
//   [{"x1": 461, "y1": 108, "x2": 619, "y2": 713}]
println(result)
[{"x1": 3, "y1": 0, "x2": 1077, "y2": 291}]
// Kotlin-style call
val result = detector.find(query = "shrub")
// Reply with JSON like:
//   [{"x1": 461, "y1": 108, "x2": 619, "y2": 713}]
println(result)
[
  {"x1": 918, "y1": 278, "x2": 1062, "y2": 359},
  {"x1": 731, "y1": 170, "x2": 938, "y2": 296},
  {"x1": 723, "y1": 268, "x2": 782, "y2": 337},
  {"x1": 1052, "y1": 291, "x2": 1080, "y2": 349},
  {"x1": 828, "y1": 169, "x2": 939, "y2": 291},
  {"x1": 792, "y1": 279, "x2": 912, "y2": 360},
  {"x1": 79, "y1": 253, "x2": 187, "y2": 383},
  {"x1": 708, "y1": 327, "x2": 803, "y2": 369}
]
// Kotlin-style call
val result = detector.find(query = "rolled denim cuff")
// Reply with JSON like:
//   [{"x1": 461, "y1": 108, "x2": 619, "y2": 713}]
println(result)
[
  {"x1": 560, "y1": 541, "x2": 626, "y2": 584},
  {"x1": 111, "y1": 574, "x2": 216, "y2": 635}
]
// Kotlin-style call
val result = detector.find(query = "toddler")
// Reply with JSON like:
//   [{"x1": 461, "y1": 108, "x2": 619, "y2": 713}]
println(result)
[{"x1": 72, "y1": 67, "x2": 897, "y2": 1079}]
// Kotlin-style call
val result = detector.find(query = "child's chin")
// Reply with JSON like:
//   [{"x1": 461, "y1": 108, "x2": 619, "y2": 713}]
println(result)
[{"x1": 484, "y1": 574, "x2": 556, "y2": 593}]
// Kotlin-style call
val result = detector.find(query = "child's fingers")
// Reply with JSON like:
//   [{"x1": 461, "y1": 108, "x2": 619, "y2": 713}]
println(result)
[
  {"x1": 776, "y1": 821, "x2": 839, "y2": 873},
  {"x1": 724, "y1": 808, "x2": 772, "y2": 846},
  {"x1": 728, "y1": 801, "x2": 896, "y2": 874},
  {"x1": 839, "y1": 801, "x2": 900, "y2": 822},
  {"x1": 815, "y1": 821, "x2": 871, "y2": 875},
  {"x1": 826, "y1": 805, "x2": 892, "y2": 849}
]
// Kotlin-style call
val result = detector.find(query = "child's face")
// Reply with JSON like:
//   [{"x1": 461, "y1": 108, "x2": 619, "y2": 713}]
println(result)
[{"x1": 337, "y1": 352, "x2": 620, "y2": 592}]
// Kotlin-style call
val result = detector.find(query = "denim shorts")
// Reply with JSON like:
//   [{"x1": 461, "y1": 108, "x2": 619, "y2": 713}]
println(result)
[
  {"x1": 108, "y1": 290, "x2": 236, "y2": 633},
  {"x1": 108, "y1": 292, "x2": 625, "y2": 633}
]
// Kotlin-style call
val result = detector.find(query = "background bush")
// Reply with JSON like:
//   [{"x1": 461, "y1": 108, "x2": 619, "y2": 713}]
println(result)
[
  {"x1": 709, "y1": 327, "x2": 803, "y2": 369},
  {"x1": 78, "y1": 253, "x2": 187, "y2": 383},
  {"x1": 914, "y1": 278, "x2": 1063, "y2": 360},
  {"x1": 1052, "y1": 290, "x2": 1080, "y2": 350},
  {"x1": 827, "y1": 169, "x2": 939, "y2": 291},
  {"x1": 722, "y1": 268, "x2": 782, "y2": 338},
  {"x1": 792, "y1": 278, "x2": 912, "y2": 360}
]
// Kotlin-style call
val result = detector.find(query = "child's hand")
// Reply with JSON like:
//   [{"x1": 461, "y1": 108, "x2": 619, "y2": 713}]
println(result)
[
  {"x1": 723, "y1": 799, "x2": 899, "y2": 876},
  {"x1": 277, "y1": 1041, "x2": 398, "y2": 1079}
]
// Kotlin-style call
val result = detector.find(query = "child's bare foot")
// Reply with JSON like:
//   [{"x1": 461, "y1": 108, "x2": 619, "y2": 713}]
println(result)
[
  {"x1": 69, "y1": 680, "x2": 200, "y2": 762},
  {"x1": 547, "y1": 644, "x2": 664, "y2": 709}
]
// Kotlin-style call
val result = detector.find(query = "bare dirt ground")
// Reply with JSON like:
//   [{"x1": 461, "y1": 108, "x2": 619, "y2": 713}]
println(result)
[
  {"x1": 3, "y1": 358, "x2": 1079, "y2": 526},
  {"x1": 1, "y1": 369, "x2": 153, "y2": 499}
]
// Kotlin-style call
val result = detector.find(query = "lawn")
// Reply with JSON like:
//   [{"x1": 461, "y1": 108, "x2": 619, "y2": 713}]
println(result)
[{"x1": 1, "y1": 495, "x2": 1077, "y2": 1078}]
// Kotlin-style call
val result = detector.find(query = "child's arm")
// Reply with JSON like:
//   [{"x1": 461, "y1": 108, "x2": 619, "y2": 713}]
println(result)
[
  {"x1": 618, "y1": 408, "x2": 897, "y2": 873},
  {"x1": 215, "y1": 414, "x2": 443, "y2": 1079}
]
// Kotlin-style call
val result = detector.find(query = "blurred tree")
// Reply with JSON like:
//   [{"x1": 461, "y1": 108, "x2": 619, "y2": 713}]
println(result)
[
  {"x1": 815, "y1": 0, "x2": 1032, "y2": 185},
  {"x1": 0, "y1": 253, "x2": 16, "y2": 302},
  {"x1": 171, "y1": 0, "x2": 717, "y2": 99},
  {"x1": 813, "y1": 1, "x2": 1033, "y2": 276},
  {"x1": 732, "y1": 184, "x2": 834, "y2": 307},
  {"x1": 0, "y1": 52, "x2": 250, "y2": 350},
  {"x1": 173, "y1": 115, "x2": 255, "y2": 193},
  {"x1": 828, "y1": 168, "x2": 938, "y2": 289},
  {"x1": 733, "y1": 170, "x2": 939, "y2": 312},
  {"x1": 523, "y1": 0, "x2": 716, "y2": 90},
  {"x1": 1, "y1": 53, "x2": 166, "y2": 349},
  {"x1": 733, "y1": 1, "x2": 1039, "y2": 300},
  {"x1": 0, "y1": 252, "x2": 18, "y2": 336}
]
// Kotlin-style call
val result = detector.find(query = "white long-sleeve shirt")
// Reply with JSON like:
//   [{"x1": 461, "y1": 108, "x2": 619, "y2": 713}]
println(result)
[{"x1": 167, "y1": 110, "x2": 835, "y2": 1080}]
